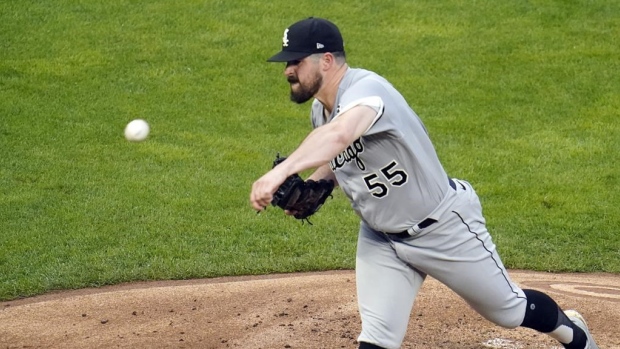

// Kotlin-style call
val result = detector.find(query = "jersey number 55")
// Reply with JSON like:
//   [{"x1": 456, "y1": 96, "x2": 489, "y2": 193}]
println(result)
[{"x1": 363, "y1": 160, "x2": 408, "y2": 198}]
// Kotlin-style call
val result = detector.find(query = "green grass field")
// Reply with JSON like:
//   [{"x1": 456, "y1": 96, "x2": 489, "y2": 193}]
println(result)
[{"x1": 1, "y1": 0, "x2": 619, "y2": 301}]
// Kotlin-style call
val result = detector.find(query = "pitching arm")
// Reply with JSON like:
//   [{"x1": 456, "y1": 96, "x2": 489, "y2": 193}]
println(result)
[{"x1": 250, "y1": 104, "x2": 377, "y2": 211}]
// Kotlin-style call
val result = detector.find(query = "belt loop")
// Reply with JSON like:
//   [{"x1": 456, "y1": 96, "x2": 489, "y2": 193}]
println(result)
[
  {"x1": 387, "y1": 218, "x2": 438, "y2": 239},
  {"x1": 407, "y1": 225, "x2": 421, "y2": 236},
  {"x1": 405, "y1": 218, "x2": 437, "y2": 237}
]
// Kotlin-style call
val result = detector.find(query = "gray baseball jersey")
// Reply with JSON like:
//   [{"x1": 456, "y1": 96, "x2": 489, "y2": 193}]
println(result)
[
  {"x1": 311, "y1": 68, "x2": 451, "y2": 233},
  {"x1": 311, "y1": 68, "x2": 528, "y2": 348},
  {"x1": 267, "y1": 17, "x2": 598, "y2": 349}
]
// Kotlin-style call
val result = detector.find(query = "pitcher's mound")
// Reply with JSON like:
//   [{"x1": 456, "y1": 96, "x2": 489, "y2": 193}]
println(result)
[{"x1": 1, "y1": 270, "x2": 619, "y2": 348}]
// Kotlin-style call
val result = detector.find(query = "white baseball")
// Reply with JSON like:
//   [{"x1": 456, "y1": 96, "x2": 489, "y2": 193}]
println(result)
[{"x1": 124, "y1": 119, "x2": 150, "y2": 142}]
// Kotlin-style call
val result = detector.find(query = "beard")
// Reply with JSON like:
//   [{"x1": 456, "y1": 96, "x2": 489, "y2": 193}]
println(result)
[{"x1": 288, "y1": 72, "x2": 322, "y2": 104}]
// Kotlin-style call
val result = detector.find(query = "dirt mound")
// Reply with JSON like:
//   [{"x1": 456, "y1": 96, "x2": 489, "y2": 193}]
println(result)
[{"x1": 1, "y1": 270, "x2": 618, "y2": 348}]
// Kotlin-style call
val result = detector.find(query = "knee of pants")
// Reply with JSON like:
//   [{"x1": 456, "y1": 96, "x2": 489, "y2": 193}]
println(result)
[
  {"x1": 492, "y1": 315, "x2": 522, "y2": 329},
  {"x1": 475, "y1": 302, "x2": 526, "y2": 329}
]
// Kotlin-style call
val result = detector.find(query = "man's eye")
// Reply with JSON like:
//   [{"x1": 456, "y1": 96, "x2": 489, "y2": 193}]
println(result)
[{"x1": 287, "y1": 60, "x2": 301, "y2": 67}]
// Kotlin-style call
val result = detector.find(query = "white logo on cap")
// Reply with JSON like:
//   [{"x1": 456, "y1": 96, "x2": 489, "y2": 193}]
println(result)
[
  {"x1": 316, "y1": 43, "x2": 324, "y2": 49},
  {"x1": 282, "y1": 28, "x2": 289, "y2": 47}
]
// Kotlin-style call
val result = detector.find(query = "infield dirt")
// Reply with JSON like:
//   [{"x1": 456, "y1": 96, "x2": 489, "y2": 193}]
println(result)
[{"x1": 1, "y1": 270, "x2": 619, "y2": 349}]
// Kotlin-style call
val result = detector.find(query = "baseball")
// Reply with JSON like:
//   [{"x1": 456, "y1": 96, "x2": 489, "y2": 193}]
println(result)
[{"x1": 124, "y1": 119, "x2": 150, "y2": 142}]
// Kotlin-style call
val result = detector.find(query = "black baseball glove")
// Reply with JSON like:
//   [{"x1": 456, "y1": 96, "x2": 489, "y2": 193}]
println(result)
[{"x1": 271, "y1": 154, "x2": 335, "y2": 221}]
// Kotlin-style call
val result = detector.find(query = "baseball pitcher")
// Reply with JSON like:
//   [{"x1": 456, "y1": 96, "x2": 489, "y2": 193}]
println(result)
[{"x1": 250, "y1": 17, "x2": 600, "y2": 349}]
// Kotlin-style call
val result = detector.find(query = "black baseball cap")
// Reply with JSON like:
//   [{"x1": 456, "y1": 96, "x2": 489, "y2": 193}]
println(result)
[{"x1": 267, "y1": 17, "x2": 344, "y2": 62}]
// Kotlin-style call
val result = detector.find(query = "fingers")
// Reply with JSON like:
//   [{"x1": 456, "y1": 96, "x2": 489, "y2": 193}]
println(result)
[
  {"x1": 250, "y1": 186, "x2": 272, "y2": 211},
  {"x1": 250, "y1": 168, "x2": 288, "y2": 212},
  {"x1": 250, "y1": 179, "x2": 274, "y2": 211}
]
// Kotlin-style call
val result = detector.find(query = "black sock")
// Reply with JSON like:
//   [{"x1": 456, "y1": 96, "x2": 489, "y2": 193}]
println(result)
[
  {"x1": 359, "y1": 342, "x2": 385, "y2": 349},
  {"x1": 520, "y1": 289, "x2": 587, "y2": 348}
]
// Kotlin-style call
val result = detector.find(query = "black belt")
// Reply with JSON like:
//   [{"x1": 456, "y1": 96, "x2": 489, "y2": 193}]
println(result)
[{"x1": 387, "y1": 178, "x2": 457, "y2": 239}]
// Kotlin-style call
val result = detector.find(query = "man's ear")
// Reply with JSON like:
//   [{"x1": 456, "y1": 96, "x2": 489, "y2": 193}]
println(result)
[{"x1": 321, "y1": 52, "x2": 335, "y2": 70}]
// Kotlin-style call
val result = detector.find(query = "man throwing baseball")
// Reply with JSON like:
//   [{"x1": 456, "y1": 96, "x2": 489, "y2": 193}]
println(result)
[{"x1": 250, "y1": 17, "x2": 600, "y2": 349}]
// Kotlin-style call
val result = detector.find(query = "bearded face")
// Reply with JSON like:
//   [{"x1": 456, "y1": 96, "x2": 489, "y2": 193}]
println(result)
[{"x1": 288, "y1": 69, "x2": 323, "y2": 104}]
